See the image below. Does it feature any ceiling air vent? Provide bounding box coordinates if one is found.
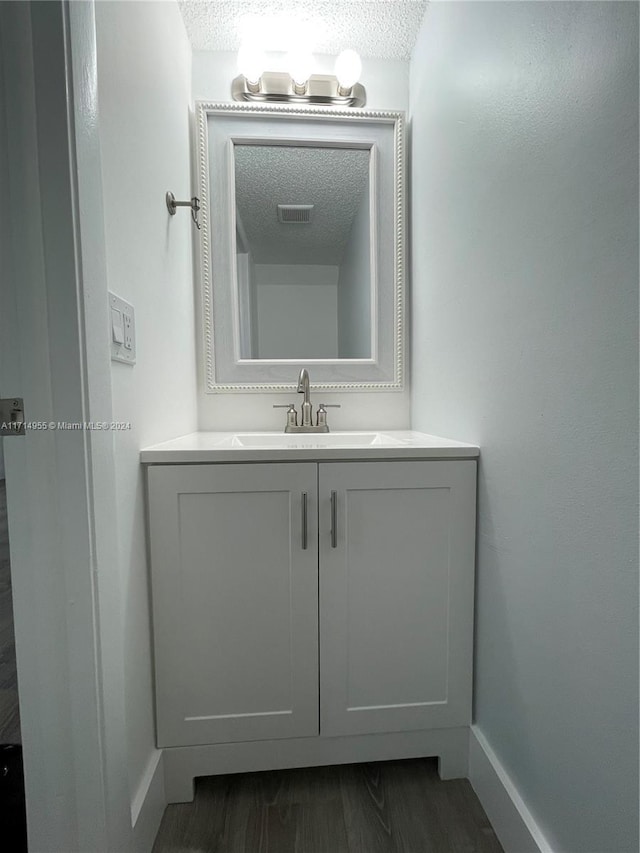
[277,204,314,224]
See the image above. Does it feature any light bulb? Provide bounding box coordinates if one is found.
[237,43,265,88]
[335,49,362,94]
[287,50,313,94]
[288,51,313,86]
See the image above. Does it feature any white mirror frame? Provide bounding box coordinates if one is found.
[196,101,405,393]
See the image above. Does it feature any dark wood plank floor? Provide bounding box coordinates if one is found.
[153,758,504,853]
[0,479,20,744]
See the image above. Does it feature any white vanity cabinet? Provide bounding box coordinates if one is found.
[147,463,319,747]
[318,461,476,738]
[146,450,477,800]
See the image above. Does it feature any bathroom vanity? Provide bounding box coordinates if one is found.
[142,431,479,802]
[140,103,482,804]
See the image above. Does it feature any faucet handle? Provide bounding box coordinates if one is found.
[316,403,340,429]
[273,403,298,430]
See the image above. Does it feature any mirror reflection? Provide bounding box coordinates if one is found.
[234,144,372,360]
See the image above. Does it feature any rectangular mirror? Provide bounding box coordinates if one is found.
[196,103,405,392]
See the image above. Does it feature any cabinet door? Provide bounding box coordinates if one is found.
[148,463,318,747]
[319,460,476,737]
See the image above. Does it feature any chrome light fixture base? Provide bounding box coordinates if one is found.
[231,72,366,108]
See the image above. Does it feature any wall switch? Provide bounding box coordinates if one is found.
[111,307,125,344]
[109,292,136,365]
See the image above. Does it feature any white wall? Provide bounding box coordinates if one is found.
[338,182,371,358]
[193,51,410,431]
[95,0,197,813]
[410,2,638,851]
[254,264,338,358]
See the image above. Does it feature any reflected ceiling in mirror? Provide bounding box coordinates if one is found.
[234,145,369,265]
[233,144,372,360]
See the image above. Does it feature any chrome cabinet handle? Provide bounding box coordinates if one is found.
[330,490,337,548]
[301,492,308,550]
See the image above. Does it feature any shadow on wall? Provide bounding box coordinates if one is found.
[472,459,539,788]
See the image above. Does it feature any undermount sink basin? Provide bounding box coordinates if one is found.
[228,432,406,448]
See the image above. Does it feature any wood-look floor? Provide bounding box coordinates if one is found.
[0,479,20,744]
[153,758,504,853]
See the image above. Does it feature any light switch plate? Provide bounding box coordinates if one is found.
[109,292,136,365]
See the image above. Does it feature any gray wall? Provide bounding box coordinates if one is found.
[254,264,339,358]
[338,181,371,358]
[410,2,638,851]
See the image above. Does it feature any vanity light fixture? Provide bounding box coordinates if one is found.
[232,46,366,107]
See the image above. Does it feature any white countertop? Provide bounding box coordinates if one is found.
[140,431,480,463]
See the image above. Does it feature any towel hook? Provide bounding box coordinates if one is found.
[166,191,201,230]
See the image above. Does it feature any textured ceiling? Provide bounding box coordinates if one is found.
[234,145,370,266]
[178,1,429,59]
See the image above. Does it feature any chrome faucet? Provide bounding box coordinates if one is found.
[273,368,340,433]
[297,368,312,427]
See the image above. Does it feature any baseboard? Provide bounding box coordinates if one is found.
[130,728,553,852]
[131,750,166,853]
[468,726,553,853]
